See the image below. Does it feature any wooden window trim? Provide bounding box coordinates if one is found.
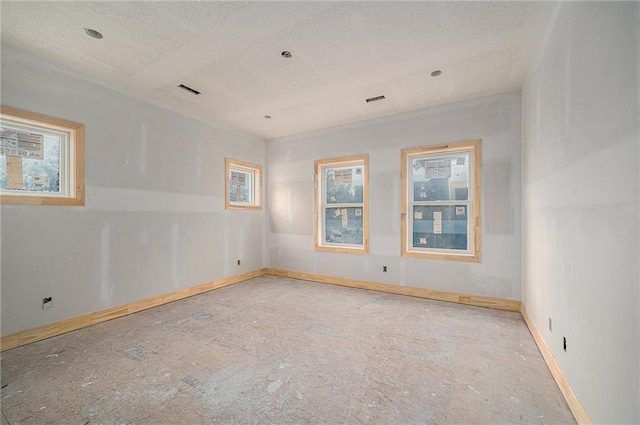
[314,154,369,255]
[401,139,481,262]
[0,106,85,206]
[225,158,262,210]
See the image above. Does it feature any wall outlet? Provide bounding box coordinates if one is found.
[383,266,387,272]
[563,336,567,352]
[42,297,53,309]
[549,317,552,332]
[237,259,241,266]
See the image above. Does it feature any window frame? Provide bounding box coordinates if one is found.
[225,158,262,210]
[401,140,481,262]
[314,154,369,255]
[0,106,85,206]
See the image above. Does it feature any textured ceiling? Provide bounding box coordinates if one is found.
[0,1,557,140]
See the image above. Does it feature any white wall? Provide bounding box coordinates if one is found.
[0,48,267,336]
[522,2,639,424]
[6,6,637,421]
[267,92,522,300]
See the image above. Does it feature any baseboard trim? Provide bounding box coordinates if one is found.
[1,268,589,425]
[0,268,269,352]
[520,305,591,425]
[266,268,521,312]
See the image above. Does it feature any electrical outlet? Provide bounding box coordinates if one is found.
[42,297,52,309]
[237,259,241,266]
[549,317,552,332]
[563,336,567,352]
[383,266,387,272]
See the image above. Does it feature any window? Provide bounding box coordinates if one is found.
[314,154,368,254]
[0,106,84,206]
[225,158,262,210]
[401,140,481,262]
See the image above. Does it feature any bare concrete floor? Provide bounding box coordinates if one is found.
[1,276,575,424]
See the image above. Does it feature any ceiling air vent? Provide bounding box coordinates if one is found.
[177,84,201,96]
[365,95,385,103]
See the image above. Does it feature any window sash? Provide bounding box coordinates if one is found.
[408,201,472,255]
[229,167,254,205]
[1,121,72,198]
[321,204,364,247]
[315,155,368,253]
[402,141,480,261]
[225,158,262,210]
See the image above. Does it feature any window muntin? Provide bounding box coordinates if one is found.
[225,158,262,210]
[402,140,480,262]
[315,155,368,254]
[0,106,84,206]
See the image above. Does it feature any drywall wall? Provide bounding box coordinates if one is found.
[0,47,266,336]
[267,91,522,300]
[522,2,639,423]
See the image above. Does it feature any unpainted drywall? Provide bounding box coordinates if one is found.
[267,92,522,300]
[522,2,639,423]
[0,47,266,336]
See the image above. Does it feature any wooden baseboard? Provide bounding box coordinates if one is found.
[1,267,589,425]
[520,305,591,425]
[266,268,521,312]
[0,267,520,351]
[0,268,269,352]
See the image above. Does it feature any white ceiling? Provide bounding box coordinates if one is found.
[0,1,557,140]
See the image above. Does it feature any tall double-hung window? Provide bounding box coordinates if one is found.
[401,140,481,262]
[314,154,368,254]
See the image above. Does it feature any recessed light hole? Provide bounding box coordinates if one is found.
[281,51,292,59]
[431,70,442,77]
[84,28,103,39]
[264,115,272,119]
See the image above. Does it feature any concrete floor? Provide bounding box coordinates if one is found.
[1,276,575,424]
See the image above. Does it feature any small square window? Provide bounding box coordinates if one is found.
[0,106,84,206]
[225,158,262,210]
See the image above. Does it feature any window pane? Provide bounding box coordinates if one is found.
[229,169,252,204]
[324,164,364,204]
[411,153,470,201]
[1,132,62,193]
[412,205,468,250]
[324,207,364,245]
